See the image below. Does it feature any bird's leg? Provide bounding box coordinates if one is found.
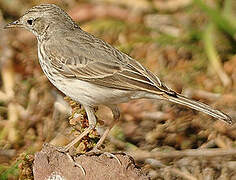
[87,105,122,165]
[56,105,97,175]
[58,105,97,152]
[92,105,120,151]
[92,121,116,151]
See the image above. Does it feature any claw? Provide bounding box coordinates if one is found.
[103,152,122,165]
[54,146,86,175]
[66,153,86,175]
[55,146,68,153]
[85,148,122,165]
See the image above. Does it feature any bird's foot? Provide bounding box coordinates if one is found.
[54,146,86,175]
[65,153,86,175]
[55,146,68,153]
[85,147,122,165]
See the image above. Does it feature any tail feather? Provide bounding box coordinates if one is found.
[163,93,233,124]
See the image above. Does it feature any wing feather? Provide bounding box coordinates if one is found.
[43,32,174,95]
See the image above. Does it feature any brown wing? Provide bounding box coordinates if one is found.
[43,30,176,95]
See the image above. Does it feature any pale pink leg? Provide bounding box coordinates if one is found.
[58,105,97,152]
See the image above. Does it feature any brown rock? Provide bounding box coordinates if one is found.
[33,144,149,180]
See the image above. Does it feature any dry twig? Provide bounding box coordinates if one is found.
[128,148,236,161]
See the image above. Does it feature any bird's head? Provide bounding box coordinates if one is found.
[4,4,77,37]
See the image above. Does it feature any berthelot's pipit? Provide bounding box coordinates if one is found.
[4,4,233,153]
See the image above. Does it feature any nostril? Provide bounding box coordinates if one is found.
[4,20,20,29]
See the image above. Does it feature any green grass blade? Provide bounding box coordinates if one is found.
[194,0,236,38]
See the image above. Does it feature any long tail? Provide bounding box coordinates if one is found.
[162,93,233,124]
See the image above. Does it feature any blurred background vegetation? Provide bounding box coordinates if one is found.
[0,0,236,179]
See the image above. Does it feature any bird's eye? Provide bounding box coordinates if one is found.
[27,19,33,25]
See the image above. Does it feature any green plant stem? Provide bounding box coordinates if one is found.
[203,24,231,87]
[194,0,236,38]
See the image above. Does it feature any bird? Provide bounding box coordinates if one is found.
[4,4,233,153]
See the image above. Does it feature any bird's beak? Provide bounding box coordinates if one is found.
[4,20,23,29]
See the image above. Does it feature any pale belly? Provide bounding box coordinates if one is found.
[54,78,134,106]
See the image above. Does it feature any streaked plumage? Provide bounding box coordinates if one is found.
[4,4,233,152]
